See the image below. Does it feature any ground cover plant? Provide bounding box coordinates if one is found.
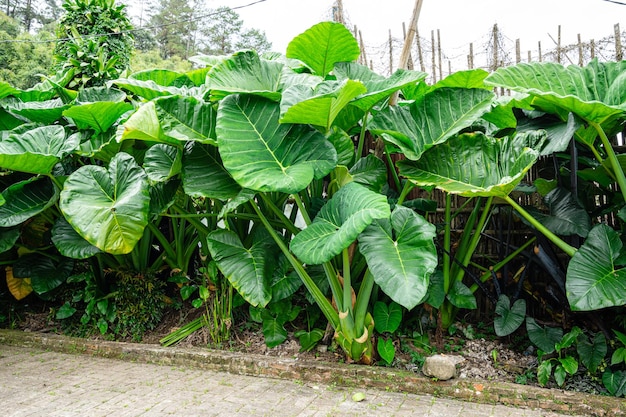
[1,6,626,397]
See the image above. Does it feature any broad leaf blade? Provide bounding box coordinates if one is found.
[290,182,390,265]
[493,295,526,337]
[525,187,591,237]
[51,217,101,259]
[369,88,494,160]
[0,177,58,227]
[286,22,360,77]
[359,206,437,310]
[60,153,150,254]
[182,143,241,200]
[216,94,336,193]
[399,132,539,198]
[207,229,273,308]
[566,224,626,311]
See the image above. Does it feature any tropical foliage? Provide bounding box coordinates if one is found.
[1,13,626,395]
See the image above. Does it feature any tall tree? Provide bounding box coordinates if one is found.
[148,0,197,59]
[198,6,271,55]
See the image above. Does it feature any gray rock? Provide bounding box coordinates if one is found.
[421,354,464,380]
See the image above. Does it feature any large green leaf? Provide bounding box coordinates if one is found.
[290,182,390,265]
[526,317,562,354]
[0,125,77,174]
[334,63,428,111]
[216,94,336,193]
[0,177,58,227]
[369,88,494,160]
[525,187,591,237]
[2,97,70,124]
[130,69,194,87]
[207,229,274,307]
[359,206,437,310]
[280,79,366,131]
[181,143,241,200]
[0,81,20,99]
[143,144,182,183]
[398,132,539,198]
[60,152,150,255]
[0,227,20,253]
[286,21,360,78]
[206,50,283,101]
[13,254,73,294]
[63,88,132,133]
[566,224,626,311]
[484,60,626,125]
[335,154,388,192]
[121,96,217,146]
[51,217,101,259]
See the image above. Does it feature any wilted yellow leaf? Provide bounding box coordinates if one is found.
[6,267,32,300]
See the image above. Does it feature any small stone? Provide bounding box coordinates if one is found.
[421,354,459,380]
[352,392,366,402]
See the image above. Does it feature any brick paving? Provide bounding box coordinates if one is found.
[0,344,576,417]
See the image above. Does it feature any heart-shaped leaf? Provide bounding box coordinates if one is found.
[143,144,182,183]
[294,328,324,352]
[359,206,437,310]
[216,94,336,193]
[60,152,150,254]
[207,229,275,307]
[286,22,360,77]
[373,301,403,334]
[524,187,591,237]
[290,182,390,265]
[5,267,32,300]
[566,224,626,311]
[577,332,607,373]
[377,337,396,365]
[526,317,562,354]
[493,295,526,337]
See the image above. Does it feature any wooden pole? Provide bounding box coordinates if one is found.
[416,28,425,72]
[577,33,583,66]
[358,29,368,66]
[538,41,542,62]
[515,39,521,63]
[333,0,344,24]
[528,50,531,62]
[615,23,623,61]
[437,29,443,80]
[431,30,436,83]
[468,43,474,69]
[492,24,499,71]
[591,39,595,59]
[402,22,414,70]
[557,25,562,64]
[389,29,394,74]
[397,0,423,70]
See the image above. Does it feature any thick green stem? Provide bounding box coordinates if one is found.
[251,201,339,329]
[258,194,301,236]
[353,270,374,335]
[385,146,402,192]
[397,180,415,206]
[592,121,626,202]
[355,112,369,163]
[292,193,312,225]
[443,193,452,294]
[342,248,353,316]
[453,197,494,285]
[504,195,576,257]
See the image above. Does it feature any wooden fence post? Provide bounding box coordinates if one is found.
[615,23,623,61]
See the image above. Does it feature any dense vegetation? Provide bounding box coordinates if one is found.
[1,0,626,398]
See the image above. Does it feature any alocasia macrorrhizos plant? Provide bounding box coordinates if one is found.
[485,60,626,312]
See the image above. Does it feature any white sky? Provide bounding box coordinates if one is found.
[230,0,623,70]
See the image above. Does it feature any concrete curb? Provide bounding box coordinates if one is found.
[1,329,623,417]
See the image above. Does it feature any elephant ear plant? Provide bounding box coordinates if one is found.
[485,59,626,312]
[196,21,437,363]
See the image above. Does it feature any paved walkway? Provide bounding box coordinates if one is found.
[0,344,576,417]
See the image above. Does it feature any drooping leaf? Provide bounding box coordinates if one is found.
[286,21,360,78]
[13,255,73,294]
[216,94,336,193]
[524,187,591,237]
[369,87,494,161]
[181,143,241,200]
[290,182,390,265]
[121,96,217,146]
[373,301,403,334]
[566,224,626,311]
[143,144,182,183]
[0,81,20,99]
[359,206,437,310]
[294,328,324,352]
[262,316,288,348]
[327,127,354,166]
[399,132,539,198]
[271,255,302,301]
[207,229,274,308]
[516,112,580,156]
[485,60,626,127]
[63,88,132,133]
[112,78,188,100]
[60,152,150,254]
[335,154,388,192]
[0,177,58,227]
[149,179,180,218]
[51,217,101,259]
[526,317,563,354]
[493,295,526,337]
[333,63,427,111]
[280,79,366,131]
[2,97,70,124]
[5,267,32,300]
[206,50,283,101]
[0,125,78,174]
[603,370,626,397]
[130,69,194,87]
